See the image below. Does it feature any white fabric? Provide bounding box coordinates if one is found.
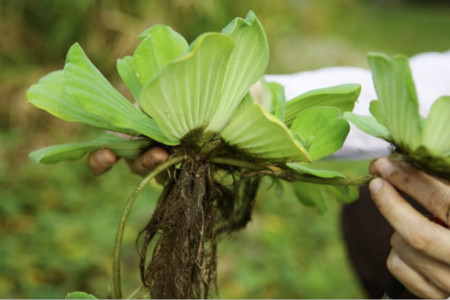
[265,50,450,159]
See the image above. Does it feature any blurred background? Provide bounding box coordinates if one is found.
[0,0,449,298]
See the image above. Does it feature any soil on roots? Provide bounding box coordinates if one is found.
[138,159,217,299]
[137,155,261,299]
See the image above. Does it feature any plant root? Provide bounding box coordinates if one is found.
[137,158,261,299]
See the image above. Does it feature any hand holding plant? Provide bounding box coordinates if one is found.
[369,157,450,298]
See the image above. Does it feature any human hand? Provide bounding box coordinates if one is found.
[369,157,450,299]
[88,146,170,177]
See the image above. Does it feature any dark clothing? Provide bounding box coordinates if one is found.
[341,186,419,299]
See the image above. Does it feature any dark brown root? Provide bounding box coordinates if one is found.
[137,158,261,299]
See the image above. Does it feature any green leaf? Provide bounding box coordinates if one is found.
[286,162,347,178]
[368,53,422,151]
[221,104,310,162]
[63,43,174,145]
[208,11,269,131]
[117,56,141,100]
[133,25,188,86]
[27,70,114,129]
[291,181,359,213]
[344,112,391,141]
[264,81,286,121]
[292,181,328,213]
[422,96,450,154]
[29,133,152,164]
[139,33,235,142]
[290,107,350,160]
[232,92,255,118]
[369,100,385,125]
[284,83,361,126]
[65,291,97,299]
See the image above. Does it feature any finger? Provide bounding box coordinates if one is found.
[130,147,170,177]
[391,232,450,293]
[387,249,448,299]
[370,177,450,262]
[370,157,450,225]
[88,149,117,175]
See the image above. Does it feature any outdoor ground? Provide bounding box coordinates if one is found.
[0,0,449,298]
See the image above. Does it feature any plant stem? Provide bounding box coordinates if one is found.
[256,169,374,185]
[112,155,187,299]
[210,157,266,170]
[212,156,374,186]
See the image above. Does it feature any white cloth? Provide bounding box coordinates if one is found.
[265,50,450,159]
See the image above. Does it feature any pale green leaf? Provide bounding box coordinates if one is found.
[286,162,347,178]
[29,133,151,164]
[139,33,235,141]
[133,25,188,86]
[117,56,141,100]
[27,70,114,129]
[290,107,350,160]
[369,100,385,125]
[265,81,286,121]
[368,53,422,150]
[422,96,450,154]
[232,92,255,118]
[65,291,97,299]
[284,83,361,126]
[221,104,310,162]
[344,112,391,141]
[208,11,269,132]
[63,43,174,144]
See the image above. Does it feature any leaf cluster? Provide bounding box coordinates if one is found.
[345,53,450,180]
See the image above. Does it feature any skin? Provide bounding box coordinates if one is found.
[88,146,170,177]
[369,157,450,299]
[90,150,450,298]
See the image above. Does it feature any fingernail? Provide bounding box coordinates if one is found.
[369,177,383,195]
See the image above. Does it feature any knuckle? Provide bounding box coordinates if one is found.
[386,251,402,275]
[428,187,450,212]
[406,222,432,252]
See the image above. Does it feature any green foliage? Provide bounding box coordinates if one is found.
[345,53,450,179]
[2,1,449,298]
[65,291,97,299]
[27,11,358,187]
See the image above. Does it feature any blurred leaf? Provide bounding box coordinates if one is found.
[284,84,360,126]
[65,291,97,299]
[29,133,151,164]
[222,104,310,162]
[264,81,286,121]
[344,112,391,141]
[286,162,346,179]
[291,181,358,213]
[422,96,450,154]
[290,107,350,160]
[368,53,422,151]
[369,100,384,125]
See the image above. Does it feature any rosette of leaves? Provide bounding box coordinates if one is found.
[345,53,450,181]
[27,12,366,299]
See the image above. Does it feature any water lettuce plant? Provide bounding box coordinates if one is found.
[345,53,450,181]
[27,12,367,299]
